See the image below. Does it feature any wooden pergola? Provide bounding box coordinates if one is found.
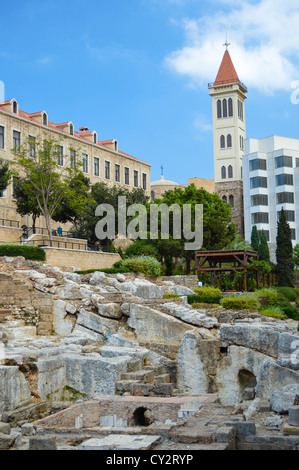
[195,249,259,292]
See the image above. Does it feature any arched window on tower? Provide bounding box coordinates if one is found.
[217,100,222,119]
[228,165,233,178]
[223,99,227,118]
[227,134,232,148]
[222,195,227,203]
[229,195,235,207]
[220,135,225,149]
[228,98,233,117]
[221,166,226,179]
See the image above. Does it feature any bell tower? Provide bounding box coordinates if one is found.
[209,44,247,235]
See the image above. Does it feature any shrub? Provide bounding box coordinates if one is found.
[163,293,179,300]
[277,301,299,320]
[296,297,299,308]
[194,286,221,297]
[259,306,287,320]
[192,303,221,309]
[276,287,297,302]
[221,293,259,311]
[254,288,282,306]
[113,260,125,269]
[125,241,159,259]
[187,294,222,305]
[0,244,46,261]
[122,256,162,277]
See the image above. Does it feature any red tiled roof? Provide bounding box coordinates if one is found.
[214,50,239,86]
[0,99,13,105]
[0,100,150,165]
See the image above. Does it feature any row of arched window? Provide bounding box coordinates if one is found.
[217,98,233,119]
[222,195,235,207]
[221,165,233,179]
[220,134,232,149]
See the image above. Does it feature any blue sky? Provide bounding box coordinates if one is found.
[1,0,299,184]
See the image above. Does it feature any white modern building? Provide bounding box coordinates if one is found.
[243,135,299,260]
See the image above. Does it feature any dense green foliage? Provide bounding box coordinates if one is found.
[0,244,46,261]
[71,182,149,249]
[125,240,159,259]
[276,287,297,302]
[149,184,235,274]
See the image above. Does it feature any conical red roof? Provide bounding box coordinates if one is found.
[214,50,239,86]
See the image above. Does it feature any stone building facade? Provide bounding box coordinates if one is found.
[0,98,151,238]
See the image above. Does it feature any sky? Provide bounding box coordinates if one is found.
[1,0,299,184]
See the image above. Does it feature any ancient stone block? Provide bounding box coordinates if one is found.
[29,436,57,451]
[289,406,299,427]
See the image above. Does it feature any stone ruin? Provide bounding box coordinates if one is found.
[0,256,299,450]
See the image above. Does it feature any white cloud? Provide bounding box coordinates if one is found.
[36,56,52,65]
[193,115,213,132]
[165,0,299,94]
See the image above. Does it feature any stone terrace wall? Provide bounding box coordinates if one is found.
[43,247,120,271]
[158,275,198,290]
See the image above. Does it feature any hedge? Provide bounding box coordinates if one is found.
[0,244,46,261]
[192,303,221,309]
[163,293,179,300]
[220,294,259,311]
[187,294,222,305]
[193,286,222,297]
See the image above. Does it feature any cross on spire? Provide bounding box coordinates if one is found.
[161,165,164,177]
[223,36,230,50]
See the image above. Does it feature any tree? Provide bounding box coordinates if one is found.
[165,255,173,276]
[258,230,270,263]
[0,159,11,194]
[71,182,149,249]
[147,184,236,274]
[52,172,93,225]
[251,225,259,252]
[276,208,294,287]
[13,178,42,234]
[12,137,92,245]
